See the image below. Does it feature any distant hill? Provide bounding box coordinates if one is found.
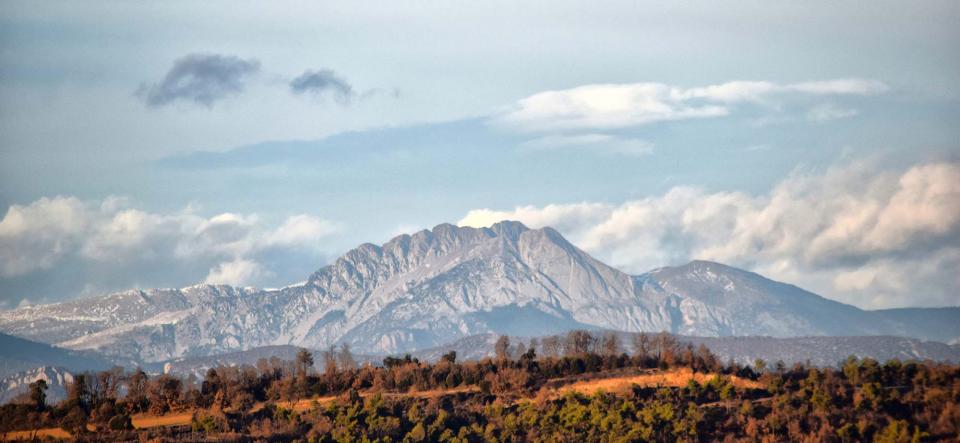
[685,335,960,367]
[409,332,960,367]
[871,307,960,344]
[0,332,115,379]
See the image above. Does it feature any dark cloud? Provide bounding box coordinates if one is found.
[289,69,354,103]
[137,54,260,108]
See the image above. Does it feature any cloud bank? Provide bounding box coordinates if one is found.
[0,197,337,302]
[460,160,960,309]
[495,79,888,132]
[137,54,261,108]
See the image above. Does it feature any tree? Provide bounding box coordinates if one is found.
[66,373,91,409]
[651,332,677,365]
[202,368,224,409]
[148,374,182,414]
[108,414,133,431]
[28,379,47,411]
[61,405,89,435]
[296,349,315,379]
[495,335,511,361]
[441,350,457,364]
[602,332,620,356]
[633,333,650,359]
[542,336,562,359]
[323,346,338,375]
[513,339,527,360]
[565,330,595,356]
[339,343,358,371]
[93,366,123,403]
[126,368,149,413]
[753,358,767,373]
[407,422,427,442]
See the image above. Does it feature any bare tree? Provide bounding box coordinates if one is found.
[565,330,595,356]
[323,345,339,375]
[653,331,678,365]
[338,343,358,370]
[513,339,527,360]
[494,335,511,361]
[602,332,620,356]
[541,336,562,359]
[632,333,650,359]
[126,368,149,413]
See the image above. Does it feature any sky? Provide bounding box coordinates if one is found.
[1,0,958,310]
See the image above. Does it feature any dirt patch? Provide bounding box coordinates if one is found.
[2,427,72,441]
[131,411,193,429]
[555,368,762,396]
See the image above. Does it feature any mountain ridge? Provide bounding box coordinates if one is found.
[0,221,956,363]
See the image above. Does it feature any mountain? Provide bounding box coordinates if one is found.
[0,366,73,405]
[647,260,887,337]
[0,221,956,363]
[0,332,115,379]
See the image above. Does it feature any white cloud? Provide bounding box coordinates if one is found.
[459,160,960,309]
[786,79,889,95]
[806,103,859,122]
[519,133,653,156]
[263,215,339,248]
[460,202,613,236]
[0,196,89,277]
[496,83,728,132]
[204,259,265,286]
[495,78,888,132]
[676,81,779,103]
[0,197,338,286]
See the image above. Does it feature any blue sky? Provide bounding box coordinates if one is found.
[1,1,958,309]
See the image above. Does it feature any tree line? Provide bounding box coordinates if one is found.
[0,330,957,442]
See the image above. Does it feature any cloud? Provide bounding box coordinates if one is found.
[204,259,265,286]
[496,83,728,132]
[494,79,888,132]
[519,133,653,156]
[459,160,960,309]
[0,196,88,277]
[137,54,261,108]
[264,214,339,247]
[290,69,354,103]
[786,79,889,95]
[806,103,859,122]
[0,197,337,290]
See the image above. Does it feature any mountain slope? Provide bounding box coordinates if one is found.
[0,221,956,362]
[0,332,115,379]
[645,261,887,337]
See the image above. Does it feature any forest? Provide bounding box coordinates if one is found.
[1,331,957,442]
